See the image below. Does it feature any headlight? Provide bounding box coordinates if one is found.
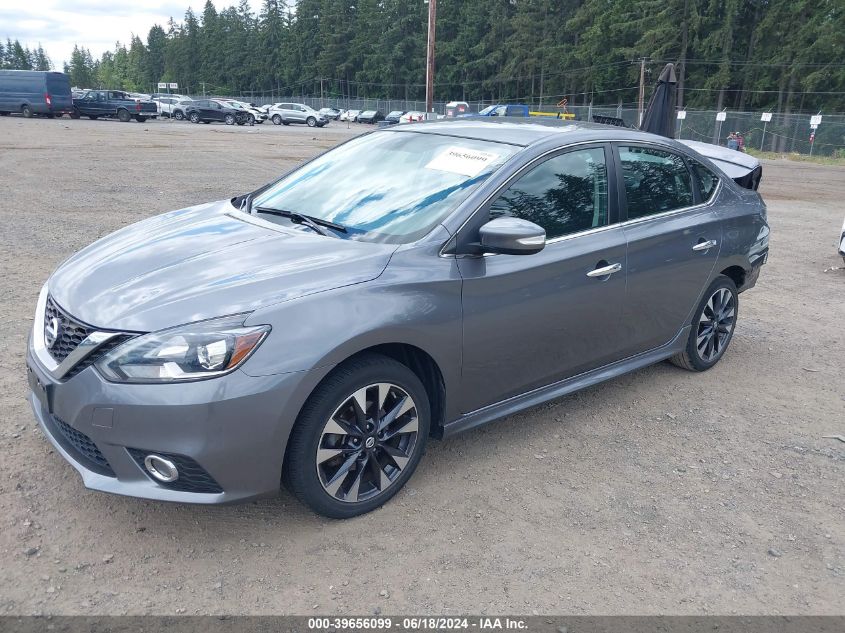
[96,315,270,383]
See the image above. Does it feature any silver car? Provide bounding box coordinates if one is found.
[26,120,769,518]
[267,102,328,127]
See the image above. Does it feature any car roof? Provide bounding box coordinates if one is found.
[387,117,693,150]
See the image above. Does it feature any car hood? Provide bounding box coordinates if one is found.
[48,200,396,332]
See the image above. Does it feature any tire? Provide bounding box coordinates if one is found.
[670,275,739,372]
[189,112,200,124]
[272,114,281,125]
[306,116,316,127]
[236,120,245,126]
[117,109,131,123]
[21,104,33,118]
[224,114,235,125]
[174,110,184,121]
[284,353,430,518]
[135,116,147,122]
[247,114,255,125]
[0,111,9,116]
[282,120,290,126]
[70,109,80,119]
[88,115,99,120]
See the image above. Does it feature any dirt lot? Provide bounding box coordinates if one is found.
[0,116,842,616]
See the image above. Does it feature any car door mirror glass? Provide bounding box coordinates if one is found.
[478,217,546,255]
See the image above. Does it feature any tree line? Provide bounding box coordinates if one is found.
[24,0,845,113]
[0,39,53,72]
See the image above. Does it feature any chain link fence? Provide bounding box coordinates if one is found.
[192,93,845,157]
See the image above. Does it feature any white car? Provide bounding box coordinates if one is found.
[399,111,426,123]
[155,96,193,119]
[222,100,267,124]
[340,109,361,122]
[839,217,845,264]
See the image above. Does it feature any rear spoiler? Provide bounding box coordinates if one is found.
[678,140,762,191]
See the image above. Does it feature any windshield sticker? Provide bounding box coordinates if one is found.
[425,146,500,177]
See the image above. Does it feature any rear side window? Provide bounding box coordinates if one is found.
[489,147,609,239]
[689,160,719,202]
[619,146,693,219]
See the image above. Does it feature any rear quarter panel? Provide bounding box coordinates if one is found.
[713,182,769,291]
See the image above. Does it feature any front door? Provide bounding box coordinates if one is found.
[457,145,628,413]
[615,144,723,356]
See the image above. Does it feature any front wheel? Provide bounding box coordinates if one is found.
[670,275,738,372]
[189,112,200,124]
[284,354,430,518]
[224,114,235,125]
[306,116,316,127]
[135,115,147,122]
[272,114,281,125]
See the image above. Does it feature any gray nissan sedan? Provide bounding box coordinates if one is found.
[26,120,769,518]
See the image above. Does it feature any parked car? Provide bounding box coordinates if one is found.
[70,90,158,122]
[267,102,328,127]
[384,110,406,124]
[185,99,248,125]
[319,107,342,120]
[25,120,768,519]
[340,109,361,122]
[444,100,470,117]
[467,104,530,118]
[0,70,74,118]
[166,98,194,121]
[154,95,193,118]
[839,217,845,264]
[399,111,426,123]
[222,100,268,124]
[357,110,385,124]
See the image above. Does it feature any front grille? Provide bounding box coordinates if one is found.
[62,334,134,379]
[50,416,115,477]
[44,296,94,363]
[126,448,223,494]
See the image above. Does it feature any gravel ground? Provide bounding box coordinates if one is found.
[0,116,842,616]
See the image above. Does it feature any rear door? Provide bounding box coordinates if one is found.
[615,143,723,356]
[457,144,628,412]
[45,73,72,112]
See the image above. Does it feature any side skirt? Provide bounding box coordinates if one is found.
[442,325,691,438]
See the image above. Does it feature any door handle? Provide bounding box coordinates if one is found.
[692,239,718,252]
[587,263,623,278]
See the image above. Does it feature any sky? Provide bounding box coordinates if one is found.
[0,0,260,68]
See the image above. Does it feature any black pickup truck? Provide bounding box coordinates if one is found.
[71,90,158,122]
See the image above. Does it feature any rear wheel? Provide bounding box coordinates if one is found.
[21,104,33,118]
[670,275,738,372]
[189,112,200,124]
[224,114,235,125]
[174,110,184,121]
[70,108,80,119]
[117,109,131,123]
[87,115,99,120]
[284,354,430,518]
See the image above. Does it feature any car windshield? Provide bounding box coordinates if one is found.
[250,131,516,244]
[478,105,496,115]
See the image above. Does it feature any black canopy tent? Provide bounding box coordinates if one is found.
[641,62,678,138]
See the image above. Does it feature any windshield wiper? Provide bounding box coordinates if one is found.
[253,206,347,237]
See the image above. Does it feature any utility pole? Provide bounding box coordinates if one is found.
[637,58,646,127]
[425,0,437,116]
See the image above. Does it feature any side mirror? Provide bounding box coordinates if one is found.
[477,217,546,255]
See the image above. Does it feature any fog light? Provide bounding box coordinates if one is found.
[144,454,179,483]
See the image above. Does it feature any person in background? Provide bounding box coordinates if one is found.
[726,132,739,151]
[736,132,746,152]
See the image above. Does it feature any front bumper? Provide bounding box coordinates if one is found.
[26,339,327,504]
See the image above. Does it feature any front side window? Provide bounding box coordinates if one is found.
[252,131,517,244]
[488,147,609,240]
[619,146,693,219]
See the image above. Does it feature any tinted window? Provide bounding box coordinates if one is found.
[619,146,693,219]
[690,160,719,202]
[489,147,609,239]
